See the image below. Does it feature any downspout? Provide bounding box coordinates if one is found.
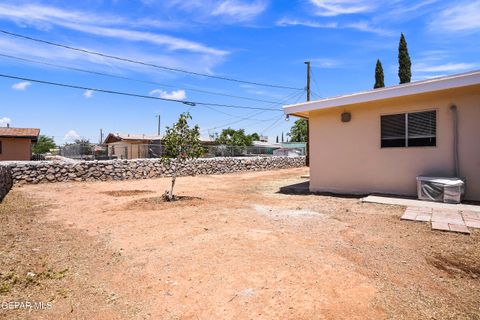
[450,104,459,177]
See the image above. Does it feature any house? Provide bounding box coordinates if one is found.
[104,132,219,159]
[0,126,40,161]
[104,133,162,159]
[284,70,480,201]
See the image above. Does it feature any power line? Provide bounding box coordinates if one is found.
[0,52,290,105]
[260,116,284,135]
[0,73,282,112]
[199,90,305,132]
[310,68,322,99]
[0,29,302,91]
[201,89,305,120]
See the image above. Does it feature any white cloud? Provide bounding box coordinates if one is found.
[310,58,342,68]
[0,3,227,56]
[276,18,338,28]
[276,18,390,35]
[84,90,94,98]
[149,89,187,100]
[64,130,80,142]
[309,0,375,16]
[414,62,478,74]
[0,117,11,127]
[11,81,31,90]
[60,23,228,56]
[429,1,480,32]
[212,0,267,22]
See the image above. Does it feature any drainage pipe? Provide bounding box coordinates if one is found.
[450,104,459,177]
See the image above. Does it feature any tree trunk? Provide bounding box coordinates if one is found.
[168,169,177,201]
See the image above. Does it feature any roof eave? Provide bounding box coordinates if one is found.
[283,70,480,115]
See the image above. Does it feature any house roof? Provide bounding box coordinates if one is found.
[0,127,40,141]
[284,70,480,118]
[104,133,163,144]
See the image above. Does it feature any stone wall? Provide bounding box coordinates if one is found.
[2,156,306,184]
[0,165,13,202]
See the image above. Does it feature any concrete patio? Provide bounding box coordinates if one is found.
[400,207,480,234]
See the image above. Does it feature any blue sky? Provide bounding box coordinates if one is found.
[0,0,479,144]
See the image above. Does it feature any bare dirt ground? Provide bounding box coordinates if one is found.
[1,167,479,319]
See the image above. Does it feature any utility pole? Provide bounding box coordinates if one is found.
[304,61,311,166]
[305,61,311,102]
[156,114,161,136]
[99,128,103,144]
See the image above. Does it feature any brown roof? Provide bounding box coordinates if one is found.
[0,127,40,141]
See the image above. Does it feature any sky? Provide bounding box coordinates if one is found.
[0,0,479,144]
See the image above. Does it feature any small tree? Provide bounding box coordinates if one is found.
[287,119,308,142]
[32,135,56,154]
[374,59,385,89]
[215,128,255,146]
[162,113,203,201]
[398,33,412,84]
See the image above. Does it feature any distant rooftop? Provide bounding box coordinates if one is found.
[0,127,40,141]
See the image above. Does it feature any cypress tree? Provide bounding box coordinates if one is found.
[374,59,385,89]
[398,33,412,84]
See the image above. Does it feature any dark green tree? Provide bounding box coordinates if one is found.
[276,136,279,143]
[32,135,56,154]
[162,112,204,201]
[398,33,412,84]
[287,119,308,142]
[251,132,260,141]
[374,59,385,89]
[215,128,255,146]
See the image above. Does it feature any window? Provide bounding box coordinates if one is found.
[381,110,436,148]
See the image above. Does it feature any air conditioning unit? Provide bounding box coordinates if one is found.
[416,176,465,204]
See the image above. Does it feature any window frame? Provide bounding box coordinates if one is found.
[380,109,437,149]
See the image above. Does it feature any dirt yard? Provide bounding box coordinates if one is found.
[1,168,479,319]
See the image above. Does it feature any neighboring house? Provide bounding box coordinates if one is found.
[284,70,480,201]
[104,133,162,159]
[0,126,40,161]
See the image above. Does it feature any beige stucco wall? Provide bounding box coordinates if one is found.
[0,138,33,161]
[308,85,480,201]
[107,142,149,159]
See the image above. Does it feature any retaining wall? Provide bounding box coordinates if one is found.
[2,156,306,185]
[0,165,13,202]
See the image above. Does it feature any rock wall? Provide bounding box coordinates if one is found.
[2,156,306,184]
[0,165,13,202]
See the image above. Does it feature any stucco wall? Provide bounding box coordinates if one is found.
[308,85,480,201]
[0,138,32,161]
[3,156,306,184]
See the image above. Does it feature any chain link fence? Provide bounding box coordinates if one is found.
[57,143,305,160]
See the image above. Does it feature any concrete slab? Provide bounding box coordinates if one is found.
[401,205,477,234]
[464,220,480,229]
[400,211,417,221]
[432,221,450,231]
[463,211,480,221]
[415,214,432,222]
[448,224,471,234]
[362,195,480,212]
